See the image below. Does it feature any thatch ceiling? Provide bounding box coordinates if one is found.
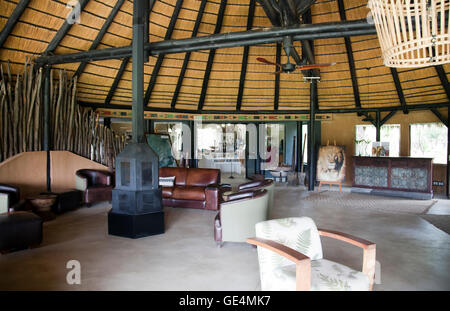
[0,0,449,112]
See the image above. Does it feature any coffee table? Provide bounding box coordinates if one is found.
[28,194,57,221]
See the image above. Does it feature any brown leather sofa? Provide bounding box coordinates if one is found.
[159,167,229,211]
[75,169,114,205]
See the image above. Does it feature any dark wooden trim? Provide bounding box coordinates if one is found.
[380,110,396,126]
[390,68,408,114]
[197,0,227,111]
[274,43,281,110]
[236,0,256,111]
[430,108,448,127]
[144,0,184,106]
[435,65,450,101]
[79,101,450,114]
[44,0,90,55]
[74,0,125,78]
[171,0,207,109]
[375,110,381,141]
[0,0,31,48]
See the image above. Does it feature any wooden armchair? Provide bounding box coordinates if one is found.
[247,217,376,291]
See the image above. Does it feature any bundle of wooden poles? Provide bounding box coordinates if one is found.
[0,58,126,168]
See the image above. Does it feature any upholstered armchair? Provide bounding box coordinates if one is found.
[214,189,268,247]
[237,179,274,218]
[0,184,25,214]
[75,169,114,205]
[247,217,376,291]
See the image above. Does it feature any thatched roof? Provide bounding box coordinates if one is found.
[0,0,448,113]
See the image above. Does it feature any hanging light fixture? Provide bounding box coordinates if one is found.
[368,0,449,67]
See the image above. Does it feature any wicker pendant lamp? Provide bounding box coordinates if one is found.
[368,0,449,67]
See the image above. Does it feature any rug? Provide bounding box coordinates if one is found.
[420,215,450,234]
[302,190,437,215]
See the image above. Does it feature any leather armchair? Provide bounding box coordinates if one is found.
[237,179,274,218]
[247,217,376,291]
[214,189,268,247]
[0,184,25,214]
[75,169,114,205]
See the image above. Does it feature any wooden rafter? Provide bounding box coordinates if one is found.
[171,0,207,110]
[236,0,256,111]
[390,68,408,114]
[44,0,90,55]
[144,0,184,106]
[0,0,30,48]
[74,0,125,78]
[197,0,227,111]
[337,0,361,110]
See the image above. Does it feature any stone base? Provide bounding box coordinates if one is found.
[108,210,164,239]
[351,187,433,200]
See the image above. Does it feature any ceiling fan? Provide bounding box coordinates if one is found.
[257,36,335,74]
[257,56,335,74]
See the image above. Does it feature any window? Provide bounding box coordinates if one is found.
[302,123,308,164]
[410,122,447,164]
[355,124,400,156]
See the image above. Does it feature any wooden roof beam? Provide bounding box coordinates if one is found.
[337,0,361,111]
[0,0,31,48]
[44,0,90,55]
[431,108,448,127]
[144,0,184,106]
[435,65,450,101]
[390,68,408,114]
[171,0,207,110]
[236,0,256,111]
[74,0,125,78]
[35,20,376,65]
[197,0,227,111]
[80,101,449,114]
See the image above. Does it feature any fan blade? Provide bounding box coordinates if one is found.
[257,57,281,67]
[297,62,336,71]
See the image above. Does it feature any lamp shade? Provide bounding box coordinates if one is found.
[368,0,449,67]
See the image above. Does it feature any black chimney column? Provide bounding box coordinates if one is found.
[108,0,164,239]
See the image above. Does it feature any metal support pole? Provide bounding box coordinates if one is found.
[308,81,317,191]
[376,111,381,141]
[131,0,146,144]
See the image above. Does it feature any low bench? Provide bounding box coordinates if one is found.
[0,211,43,254]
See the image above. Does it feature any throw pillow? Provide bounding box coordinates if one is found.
[159,176,175,187]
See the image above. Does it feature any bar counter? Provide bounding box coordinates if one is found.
[352,156,433,199]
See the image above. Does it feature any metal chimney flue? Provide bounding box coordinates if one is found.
[108,0,164,238]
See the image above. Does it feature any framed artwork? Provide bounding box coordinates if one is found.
[372,142,390,157]
[316,145,346,183]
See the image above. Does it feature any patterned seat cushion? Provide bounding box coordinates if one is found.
[268,259,370,291]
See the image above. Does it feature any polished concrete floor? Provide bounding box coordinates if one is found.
[0,184,449,291]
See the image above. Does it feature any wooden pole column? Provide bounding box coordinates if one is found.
[131,0,147,144]
[296,121,302,172]
[43,65,51,192]
[376,111,381,142]
[308,80,317,191]
[447,108,449,198]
